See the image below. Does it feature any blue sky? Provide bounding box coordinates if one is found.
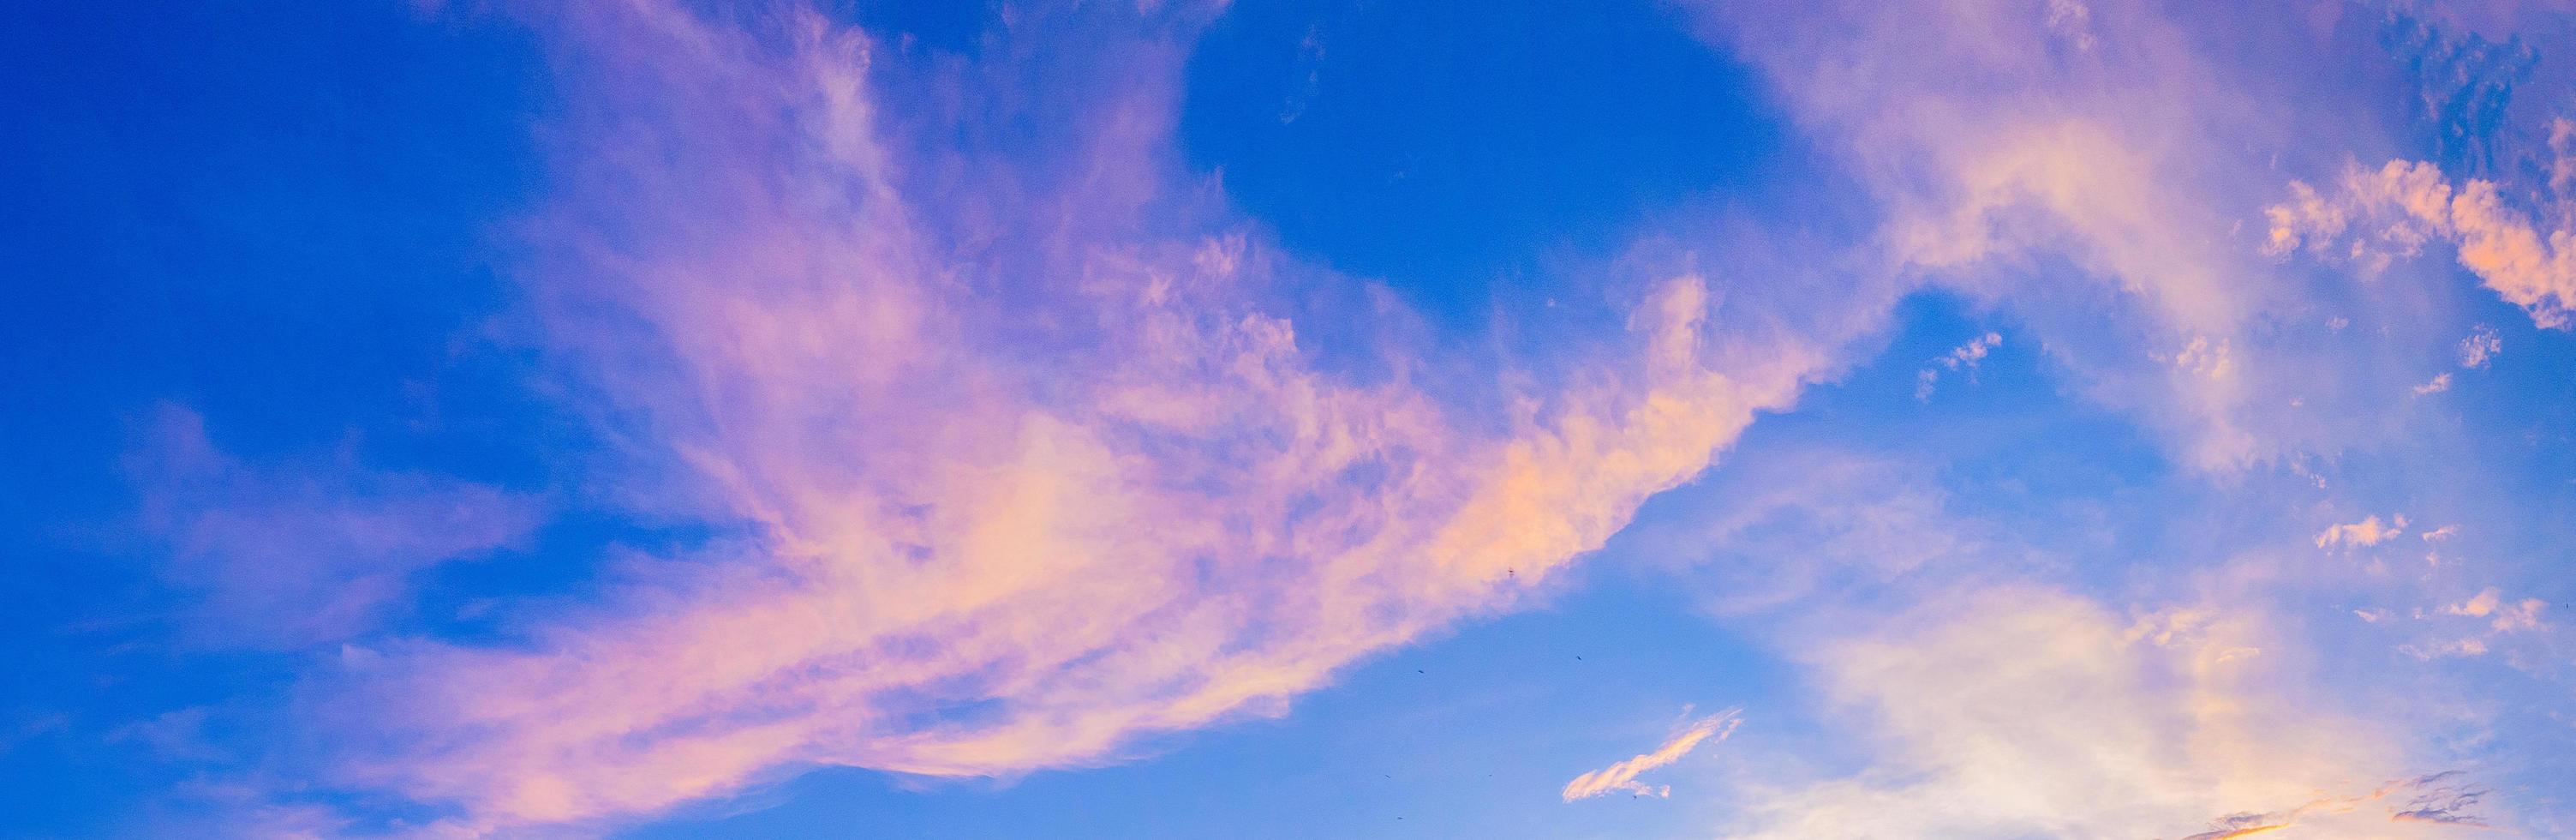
[4,0,2575,837]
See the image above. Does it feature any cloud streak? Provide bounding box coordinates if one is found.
[1561,708,1742,801]
[2179,771,2491,839]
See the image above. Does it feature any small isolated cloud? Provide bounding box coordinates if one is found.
[1916,331,2003,400]
[2458,326,2501,369]
[2420,525,2459,542]
[2315,514,2407,549]
[2412,373,2453,395]
[1561,708,1742,801]
[2171,335,2235,381]
[2442,588,2503,619]
[2443,587,2546,633]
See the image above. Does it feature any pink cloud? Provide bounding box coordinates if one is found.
[310,1,1862,831]
[2267,159,2576,330]
[2315,513,2408,550]
[129,405,541,645]
[1562,708,1742,801]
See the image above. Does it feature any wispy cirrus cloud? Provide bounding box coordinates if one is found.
[1685,0,2571,481]
[1560,708,1741,801]
[1679,0,2381,471]
[1718,585,2471,839]
[2393,774,2493,827]
[127,405,541,645]
[291,1,1885,831]
[81,1,2576,835]
[2179,771,2491,839]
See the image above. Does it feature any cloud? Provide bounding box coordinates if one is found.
[2179,772,2492,839]
[2442,587,2546,633]
[299,1,1876,831]
[2420,525,2460,542]
[106,707,226,764]
[1561,708,1742,801]
[127,405,542,645]
[2390,771,2492,827]
[2413,373,2454,395]
[1612,446,1997,617]
[1915,331,2002,400]
[2316,514,2409,549]
[1718,586,2442,838]
[128,0,2573,833]
[2457,326,2501,369]
[1678,0,2467,471]
[2400,638,2490,660]
[2266,159,2576,330]
[2380,579,2544,659]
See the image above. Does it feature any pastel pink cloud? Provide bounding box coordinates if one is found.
[129,405,541,645]
[1561,708,1742,801]
[314,1,1853,831]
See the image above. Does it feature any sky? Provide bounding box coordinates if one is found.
[3,0,2576,837]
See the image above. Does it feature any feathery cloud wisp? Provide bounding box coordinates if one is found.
[1561,709,1742,801]
[1719,586,2425,838]
[128,405,542,645]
